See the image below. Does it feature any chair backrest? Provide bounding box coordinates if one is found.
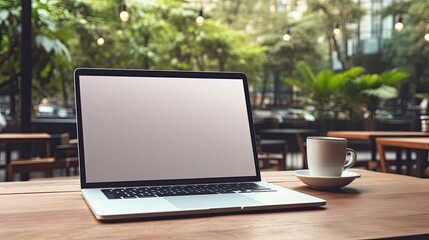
[55,144,78,160]
[295,133,307,168]
[50,133,77,160]
[49,133,70,156]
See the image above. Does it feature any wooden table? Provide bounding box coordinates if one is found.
[376,137,429,177]
[1,169,429,239]
[0,133,52,161]
[327,131,429,171]
[0,133,52,180]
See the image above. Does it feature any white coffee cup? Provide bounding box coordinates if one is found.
[306,137,357,177]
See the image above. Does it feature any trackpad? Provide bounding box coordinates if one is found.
[166,194,262,209]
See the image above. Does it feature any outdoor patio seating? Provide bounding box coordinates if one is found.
[6,133,78,181]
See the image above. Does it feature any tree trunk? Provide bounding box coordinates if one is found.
[218,58,225,71]
[196,54,205,71]
[143,35,150,69]
[260,69,268,107]
[332,36,346,70]
[273,71,280,106]
[60,66,68,108]
[10,75,16,118]
[340,1,351,69]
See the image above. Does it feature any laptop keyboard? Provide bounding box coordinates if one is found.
[101,183,275,199]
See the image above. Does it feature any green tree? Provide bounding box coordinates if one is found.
[0,0,266,117]
[306,0,365,70]
[381,0,429,95]
[260,18,327,107]
[0,0,80,115]
[198,20,265,83]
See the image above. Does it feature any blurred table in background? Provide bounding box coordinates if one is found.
[327,131,429,171]
[376,137,429,177]
[0,133,52,181]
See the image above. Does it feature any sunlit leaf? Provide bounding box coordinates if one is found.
[362,85,398,99]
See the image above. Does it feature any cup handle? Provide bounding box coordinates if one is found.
[344,148,357,170]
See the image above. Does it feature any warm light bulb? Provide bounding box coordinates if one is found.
[97,37,105,46]
[333,28,341,36]
[196,16,204,26]
[282,33,291,41]
[333,23,341,36]
[394,22,404,32]
[425,33,429,42]
[120,10,129,22]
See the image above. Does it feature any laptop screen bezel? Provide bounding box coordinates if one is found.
[74,68,262,189]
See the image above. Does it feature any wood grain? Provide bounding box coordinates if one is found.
[1,169,429,239]
[327,131,429,140]
[376,137,429,150]
[0,133,51,142]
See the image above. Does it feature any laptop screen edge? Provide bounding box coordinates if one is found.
[74,68,262,189]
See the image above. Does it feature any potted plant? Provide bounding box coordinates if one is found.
[348,69,408,130]
[285,61,363,132]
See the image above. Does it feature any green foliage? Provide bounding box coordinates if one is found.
[0,0,77,104]
[353,68,408,115]
[285,61,363,119]
[306,0,366,70]
[211,0,327,104]
[286,61,408,120]
[381,0,429,91]
[361,85,398,100]
[0,0,265,112]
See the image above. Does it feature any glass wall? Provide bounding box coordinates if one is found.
[0,0,428,126]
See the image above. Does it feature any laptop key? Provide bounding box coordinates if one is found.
[102,183,273,199]
[137,193,156,198]
[122,195,137,199]
[104,194,122,199]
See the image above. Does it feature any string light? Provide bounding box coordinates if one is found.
[97,35,105,46]
[196,8,204,27]
[119,0,129,22]
[333,23,341,36]
[282,28,291,41]
[394,16,404,32]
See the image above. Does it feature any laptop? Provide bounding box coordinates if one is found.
[74,68,325,221]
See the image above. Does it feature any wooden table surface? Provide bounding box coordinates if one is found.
[376,137,429,149]
[1,169,429,239]
[0,133,51,141]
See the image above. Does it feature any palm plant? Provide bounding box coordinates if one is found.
[286,61,408,131]
[354,69,408,122]
[285,61,363,121]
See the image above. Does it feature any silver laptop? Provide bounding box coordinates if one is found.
[74,68,325,221]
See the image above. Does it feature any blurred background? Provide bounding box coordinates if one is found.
[0,0,428,135]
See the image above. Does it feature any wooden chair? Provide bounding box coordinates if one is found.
[256,136,287,170]
[295,133,307,169]
[7,133,78,181]
[7,157,78,181]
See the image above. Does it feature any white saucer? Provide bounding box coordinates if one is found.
[293,170,361,189]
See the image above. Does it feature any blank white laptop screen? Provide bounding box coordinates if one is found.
[79,75,257,183]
